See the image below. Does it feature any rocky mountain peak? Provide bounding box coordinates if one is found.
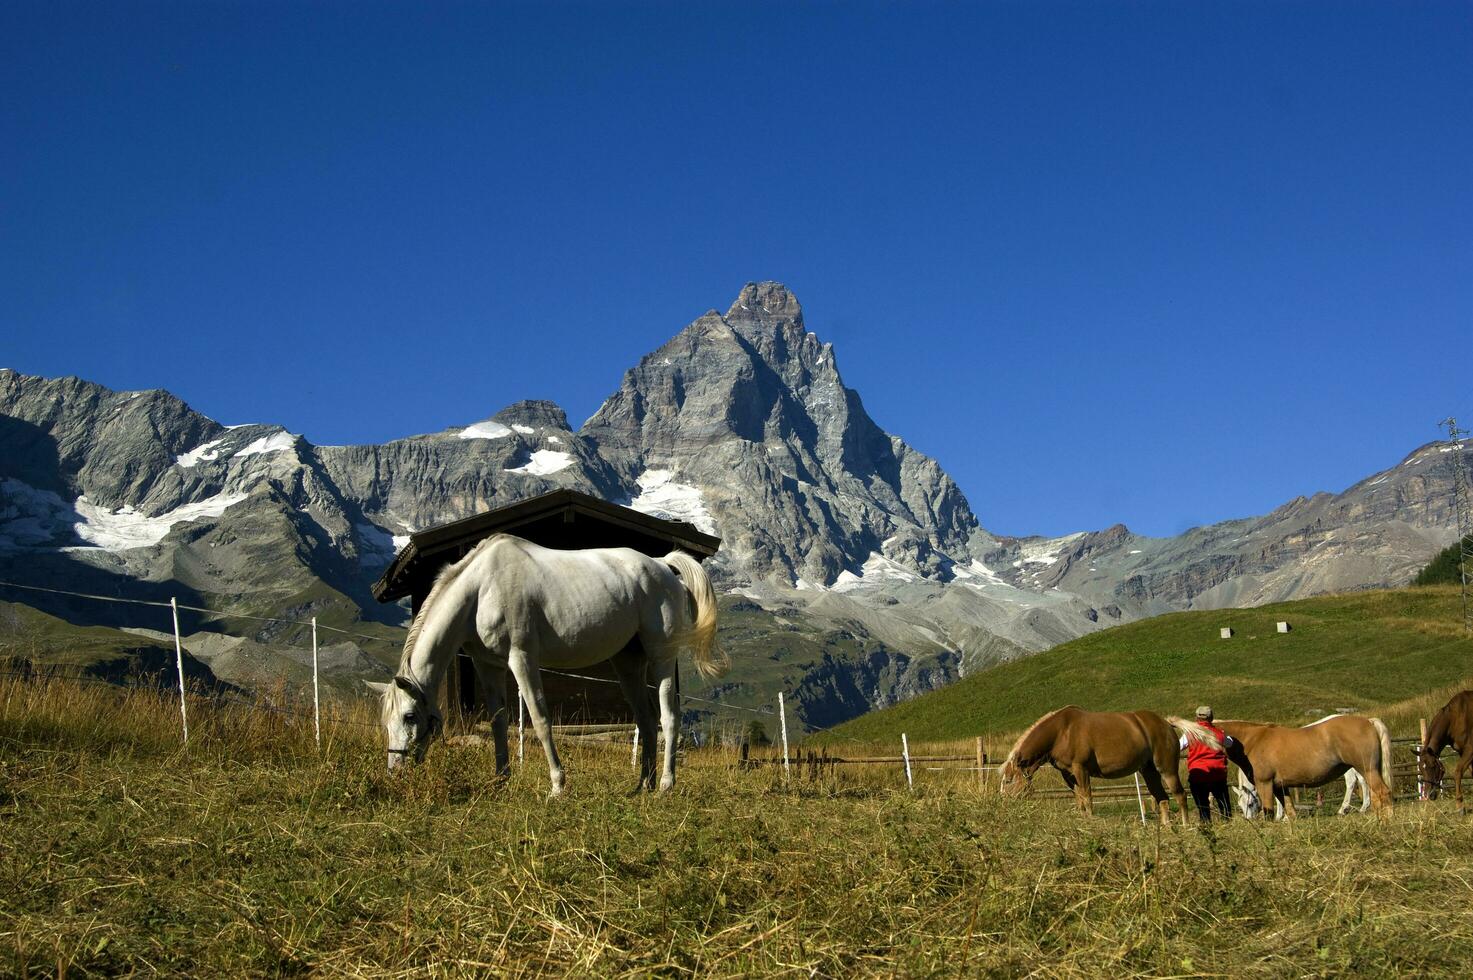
[493,400,571,432]
[577,283,983,585]
[726,281,803,327]
[722,282,820,375]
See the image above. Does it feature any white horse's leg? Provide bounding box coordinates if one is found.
[1338,769,1361,815]
[610,644,659,792]
[471,657,511,779]
[653,658,680,792]
[507,649,566,797]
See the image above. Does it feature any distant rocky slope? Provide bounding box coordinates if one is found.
[1,283,1466,727]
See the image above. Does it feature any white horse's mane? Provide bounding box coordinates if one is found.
[1303,713,1345,728]
[1005,706,1071,765]
[397,535,508,676]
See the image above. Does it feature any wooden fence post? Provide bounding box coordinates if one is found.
[976,737,985,794]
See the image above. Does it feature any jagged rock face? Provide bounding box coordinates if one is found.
[0,373,221,510]
[982,443,1467,614]
[314,401,621,540]
[583,282,988,584]
[2,287,1469,731]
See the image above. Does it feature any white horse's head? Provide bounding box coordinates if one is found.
[1232,782,1263,819]
[366,676,442,771]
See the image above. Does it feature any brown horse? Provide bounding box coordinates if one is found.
[1419,690,1473,811]
[999,706,1222,825]
[1221,715,1393,818]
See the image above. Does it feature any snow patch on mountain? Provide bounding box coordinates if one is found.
[627,470,716,534]
[0,479,73,549]
[950,558,1007,587]
[235,432,297,458]
[71,492,249,551]
[1016,533,1085,566]
[832,552,922,591]
[458,421,513,441]
[355,523,418,566]
[176,438,226,468]
[506,450,574,476]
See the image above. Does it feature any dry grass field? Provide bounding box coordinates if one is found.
[4,672,1473,977]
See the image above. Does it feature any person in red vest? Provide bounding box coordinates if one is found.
[1179,705,1236,822]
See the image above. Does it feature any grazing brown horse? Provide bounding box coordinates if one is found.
[1221,715,1393,818]
[999,706,1222,825]
[1418,691,1473,811]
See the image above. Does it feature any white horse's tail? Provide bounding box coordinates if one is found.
[1370,716,1393,797]
[662,551,729,680]
[1167,716,1223,753]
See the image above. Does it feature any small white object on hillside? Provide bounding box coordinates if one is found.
[506,450,573,476]
[176,439,226,468]
[458,421,513,440]
[235,431,297,457]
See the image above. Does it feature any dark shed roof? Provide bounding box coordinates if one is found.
[371,488,721,605]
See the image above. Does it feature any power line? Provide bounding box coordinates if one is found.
[0,579,401,645]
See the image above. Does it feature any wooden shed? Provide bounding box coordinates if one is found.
[371,489,721,725]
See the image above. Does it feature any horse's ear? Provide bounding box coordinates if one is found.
[393,675,425,703]
[364,680,390,695]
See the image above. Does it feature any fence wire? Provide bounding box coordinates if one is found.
[0,578,787,732]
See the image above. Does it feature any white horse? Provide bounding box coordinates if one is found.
[1231,713,1373,819]
[1234,767,1370,819]
[368,533,726,795]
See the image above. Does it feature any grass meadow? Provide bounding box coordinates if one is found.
[824,586,1473,743]
[4,672,1473,977]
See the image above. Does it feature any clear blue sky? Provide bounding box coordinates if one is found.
[3,2,1469,538]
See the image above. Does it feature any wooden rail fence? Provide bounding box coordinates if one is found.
[733,733,1450,810]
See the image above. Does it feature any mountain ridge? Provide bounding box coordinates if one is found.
[2,285,1466,728]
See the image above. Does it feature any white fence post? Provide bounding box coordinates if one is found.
[311,616,321,748]
[1419,717,1430,800]
[517,694,525,764]
[778,692,791,785]
[631,725,640,769]
[1134,773,1147,824]
[902,733,914,791]
[170,597,188,744]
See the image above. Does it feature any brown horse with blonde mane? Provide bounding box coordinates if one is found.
[1221,715,1393,818]
[1418,690,1473,811]
[999,706,1222,825]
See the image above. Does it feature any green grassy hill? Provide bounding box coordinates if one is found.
[820,585,1473,743]
[1,600,178,667]
[0,600,229,690]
